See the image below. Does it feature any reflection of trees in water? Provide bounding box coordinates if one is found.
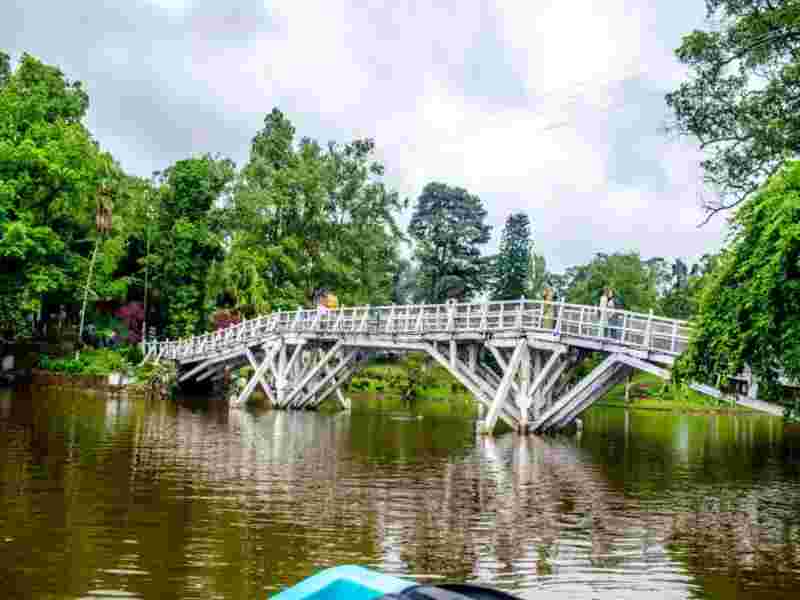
[580,408,800,598]
[103,404,800,597]
[2,392,800,600]
[0,387,157,599]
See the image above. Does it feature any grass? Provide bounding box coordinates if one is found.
[595,372,753,414]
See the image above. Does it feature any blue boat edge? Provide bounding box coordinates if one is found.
[271,565,415,600]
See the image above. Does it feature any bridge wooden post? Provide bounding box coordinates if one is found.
[274,341,288,406]
[529,347,567,419]
[516,344,532,433]
[644,309,654,349]
[244,347,276,405]
[483,339,526,434]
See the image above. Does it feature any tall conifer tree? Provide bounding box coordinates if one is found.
[491,212,532,300]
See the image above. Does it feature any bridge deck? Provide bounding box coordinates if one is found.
[151,299,690,364]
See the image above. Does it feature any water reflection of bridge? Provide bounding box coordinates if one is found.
[131,403,799,598]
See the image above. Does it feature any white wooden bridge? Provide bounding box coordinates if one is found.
[143,299,784,434]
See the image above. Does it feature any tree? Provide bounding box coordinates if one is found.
[659,258,694,319]
[156,156,235,338]
[528,253,547,299]
[391,258,419,305]
[492,212,532,300]
[659,255,723,320]
[0,52,113,335]
[676,160,800,401]
[0,51,10,86]
[223,109,404,311]
[564,252,660,312]
[666,1,800,217]
[409,182,491,302]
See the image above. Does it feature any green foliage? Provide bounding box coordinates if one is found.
[658,256,719,319]
[39,348,130,376]
[676,161,800,402]
[666,0,800,213]
[528,253,547,299]
[409,182,491,302]
[562,252,661,311]
[491,212,532,300]
[382,353,436,402]
[786,399,800,424]
[219,109,404,310]
[134,359,176,386]
[0,52,114,333]
[153,157,234,338]
[0,51,9,86]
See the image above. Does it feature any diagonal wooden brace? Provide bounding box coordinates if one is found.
[525,346,567,416]
[282,341,345,407]
[294,350,357,408]
[424,343,519,428]
[484,339,527,433]
[235,345,279,406]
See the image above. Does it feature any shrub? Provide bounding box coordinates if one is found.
[39,348,131,376]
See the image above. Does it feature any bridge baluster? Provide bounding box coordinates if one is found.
[642,315,652,348]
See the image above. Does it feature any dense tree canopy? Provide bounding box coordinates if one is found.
[155,156,235,338]
[0,53,407,340]
[677,160,800,401]
[0,53,114,333]
[409,182,491,302]
[666,0,800,216]
[220,109,404,312]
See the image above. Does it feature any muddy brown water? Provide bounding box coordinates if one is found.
[1,386,799,599]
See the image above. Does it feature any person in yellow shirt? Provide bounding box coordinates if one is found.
[324,292,338,311]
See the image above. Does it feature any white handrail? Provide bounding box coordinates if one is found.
[155,299,692,361]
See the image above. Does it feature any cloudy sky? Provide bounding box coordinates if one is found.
[3,0,726,272]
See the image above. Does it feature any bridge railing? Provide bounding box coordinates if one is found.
[147,299,691,361]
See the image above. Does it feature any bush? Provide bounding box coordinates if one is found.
[134,360,176,386]
[39,348,132,376]
[119,344,144,365]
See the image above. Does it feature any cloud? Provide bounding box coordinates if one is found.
[2,0,724,272]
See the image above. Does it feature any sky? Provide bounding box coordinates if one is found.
[2,0,726,273]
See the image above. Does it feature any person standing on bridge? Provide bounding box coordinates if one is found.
[543,287,555,329]
[598,287,610,338]
[606,288,619,340]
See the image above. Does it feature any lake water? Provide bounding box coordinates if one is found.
[1,386,799,599]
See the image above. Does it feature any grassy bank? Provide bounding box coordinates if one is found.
[594,372,754,414]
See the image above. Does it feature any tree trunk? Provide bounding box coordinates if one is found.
[77,237,100,357]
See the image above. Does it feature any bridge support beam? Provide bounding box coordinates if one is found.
[306,353,361,409]
[532,354,632,433]
[283,342,344,408]
[234,344,280,407]
[520,347,566,432]
[295,349,358,408]
[482,339,526,434]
